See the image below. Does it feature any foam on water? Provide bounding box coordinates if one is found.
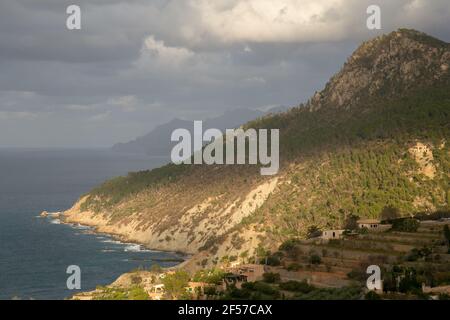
[124,244,153,253]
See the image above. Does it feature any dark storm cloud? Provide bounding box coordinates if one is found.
[0,0,449,147]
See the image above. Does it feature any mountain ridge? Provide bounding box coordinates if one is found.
[63,29,450,271]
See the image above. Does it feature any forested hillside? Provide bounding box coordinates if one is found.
[65,29,450,268]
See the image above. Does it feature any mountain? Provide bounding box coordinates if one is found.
[308,28,450,110]
[63,29,450,271]
[111,108,266,156]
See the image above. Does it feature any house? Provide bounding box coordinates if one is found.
[148,284,165,300]
[186,282,210,298]
[321,229,345,240]
[358,219,381,231]
[222,274,248,289]
[422,284,450,295]
[230,264,266,282]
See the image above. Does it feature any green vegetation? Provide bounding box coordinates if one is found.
[344,214,360,231]
[80,163,189,211]
[292,286,363,300]
[162,270,191,299]
[192,269,226,285]
[365,291,381,300]
[93,286,149,300]
[262,272,281,283]
[307,226,322,239]
[279,280,313,293]
[222,281,281,300]
[309,253,322,265]
[444,225,450,247]
[391,218,420,232]
[380,206,401,222]
[80,86,450,229]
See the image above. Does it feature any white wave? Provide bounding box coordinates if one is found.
[101,249,116,253]
[50,219,61,225]
[124,244,153,253]
[101,239,122,245]
[72,224,91,230]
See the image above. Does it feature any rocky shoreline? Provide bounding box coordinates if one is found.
[40,208,190,263]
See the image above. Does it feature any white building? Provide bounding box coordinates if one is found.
[321,229,345,240]
[358,219,381,230]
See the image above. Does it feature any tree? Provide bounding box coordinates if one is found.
[344,214,360,230]
[380,206,400,222]
[392,218,419,232]
[444,225,450,247]
[162,270,190,299]
[263,272,281,283]
[310,254,322,265]
[365,291,381,300]
[193,269,225,285]
[307,225,322,239]
[447,190,450,208]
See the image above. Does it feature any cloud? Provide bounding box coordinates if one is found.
[108,95,138,112]
[143,0,450,47]
[243,76,267,85]
[141,36,194,65]
[0,111,38,120]
[88,111,111,122]
[0,0,449,147]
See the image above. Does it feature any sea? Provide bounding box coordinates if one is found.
[0,148,182,300]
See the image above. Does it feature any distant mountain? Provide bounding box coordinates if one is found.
[111,108,267,156]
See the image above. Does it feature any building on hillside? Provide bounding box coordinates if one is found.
[321,229,345,240]
[227,264,266,282]
[358,219,381,231]
[186,282,210,298]
[222,274,248,290]
[422,284,450,295]
[148,284,165,300]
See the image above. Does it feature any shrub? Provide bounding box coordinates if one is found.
[307,226,322,239]
[392,218,420,232]
[263,272,281,283]
[267,257,281,266]
[279,280,313,293]
[310,254,322,265]
[287,263,302,271]
[279,239,301,252]
[344,214,360,230]
[365,291,381,300]
[380,206,400,222]
[444,225,450,245]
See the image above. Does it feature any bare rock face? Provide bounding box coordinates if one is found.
[308,29,450,110]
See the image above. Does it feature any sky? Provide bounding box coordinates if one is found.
[0,0,449,148]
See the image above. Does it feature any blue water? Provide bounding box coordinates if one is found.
[0,148,181,300]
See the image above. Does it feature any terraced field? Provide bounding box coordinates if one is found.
[274,220,450,291]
